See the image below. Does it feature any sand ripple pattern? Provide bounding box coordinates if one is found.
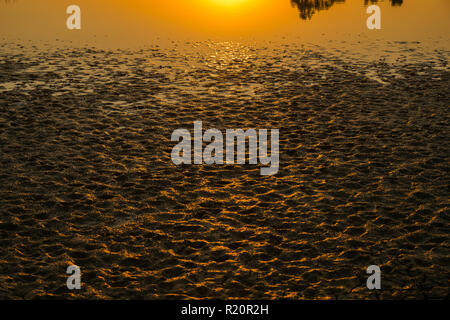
[0,41,448,299]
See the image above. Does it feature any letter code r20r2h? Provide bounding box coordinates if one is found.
[225,304,269,315]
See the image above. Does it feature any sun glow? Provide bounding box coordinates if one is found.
[154,0,294,36]
[115,0,297,37]
[210,0,251,7]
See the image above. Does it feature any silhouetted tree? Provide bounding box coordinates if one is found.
[292,0,403,20]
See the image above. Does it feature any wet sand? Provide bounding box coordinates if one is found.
[0,40,448,299]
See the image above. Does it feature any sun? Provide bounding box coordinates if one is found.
[138,0,288,36]
[211,0,251,7]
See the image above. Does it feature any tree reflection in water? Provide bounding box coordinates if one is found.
[291,0,403,20]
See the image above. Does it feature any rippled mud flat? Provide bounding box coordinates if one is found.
[0,40,448,299]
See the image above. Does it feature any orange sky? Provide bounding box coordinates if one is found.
[114,0,296,35]
[0,0,449,45]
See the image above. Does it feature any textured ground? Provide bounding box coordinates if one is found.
[0,40,448,299]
